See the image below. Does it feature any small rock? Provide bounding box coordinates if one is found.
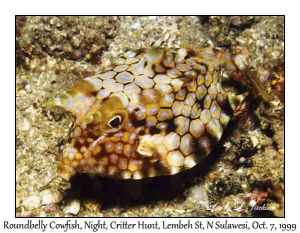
[71,35,82,48]
[20,119,30,131]
[239,157,246,163]
[23,194,41,210]
[83,200,101,212]
[250,135,259,148]
[43,203,61,213]
[278,148,284,155]
[41,189,63,205]
[63,199,81,215]
[187,185,207,203]
[230,16,254,29]
[237,168,244,175]
[24,83,32,93]
[131,21,141,29]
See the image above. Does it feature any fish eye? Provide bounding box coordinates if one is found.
[108,115,122,128]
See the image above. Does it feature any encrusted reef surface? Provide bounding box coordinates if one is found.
[16,16,284,217]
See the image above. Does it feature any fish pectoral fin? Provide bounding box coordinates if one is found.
[228,92,248,110]
[137,134,164,160]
